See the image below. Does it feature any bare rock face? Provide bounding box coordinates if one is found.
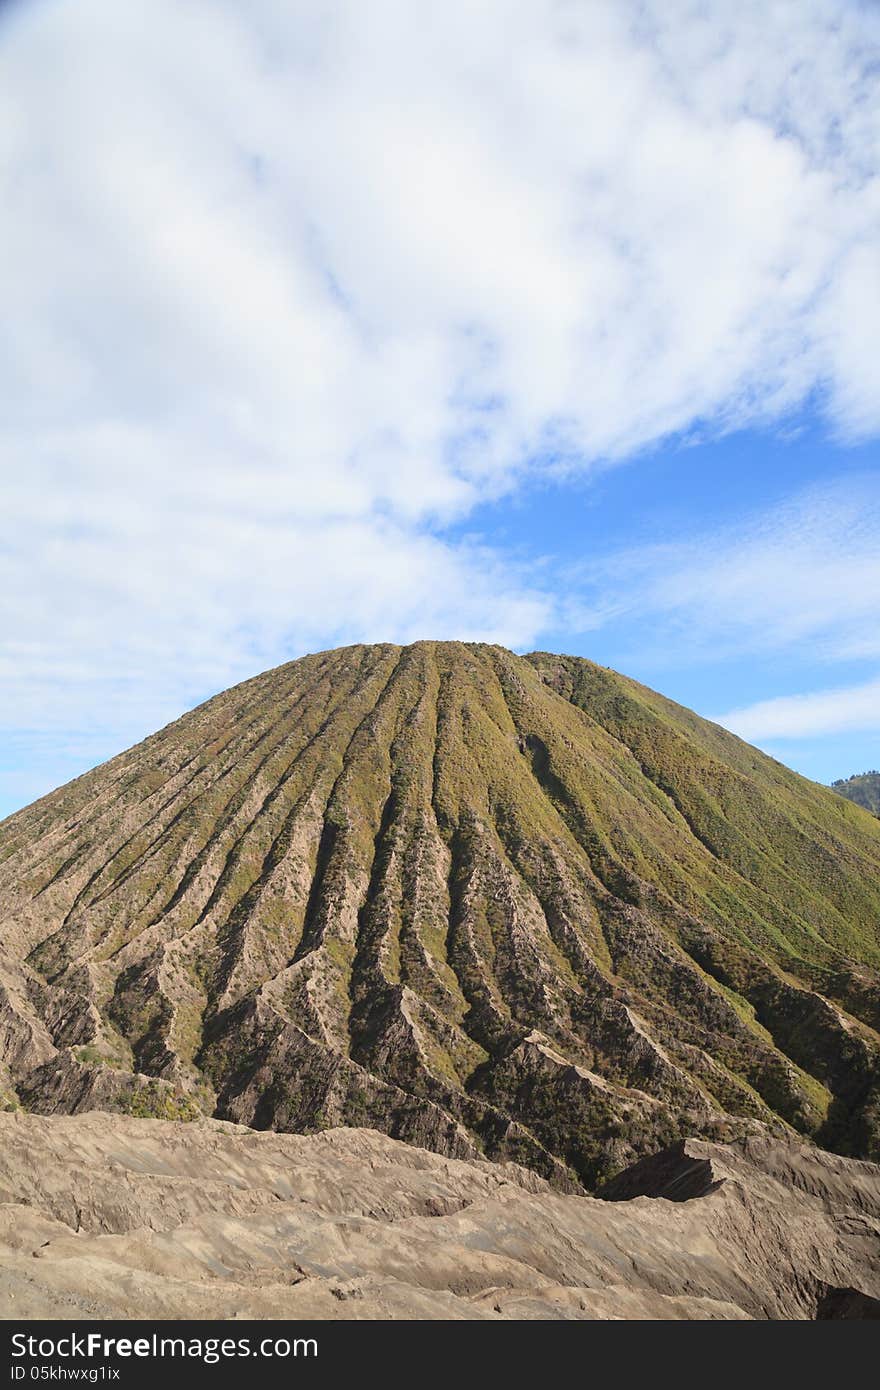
[0,1112,878,1321]
[2,642,880,1186]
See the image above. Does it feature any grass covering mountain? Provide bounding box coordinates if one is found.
[1,642,879,1186]
[832,772,880,817]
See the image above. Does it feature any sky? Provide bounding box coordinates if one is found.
[1,0,879,818]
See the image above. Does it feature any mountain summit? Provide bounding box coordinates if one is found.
[2,642,879,1186]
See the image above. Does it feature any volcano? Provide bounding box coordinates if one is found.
[2,642,879,1187]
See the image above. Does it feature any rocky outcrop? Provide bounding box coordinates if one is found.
[0,1111,878,1320]
[1,642,879,1184]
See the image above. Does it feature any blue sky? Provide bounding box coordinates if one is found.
[1,1,880,818]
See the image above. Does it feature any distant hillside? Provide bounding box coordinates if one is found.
[831,772,880,816]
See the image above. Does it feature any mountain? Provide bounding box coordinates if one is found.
[832,772,880,817]
[2,642,880,1187]
[2,1110,878,1320]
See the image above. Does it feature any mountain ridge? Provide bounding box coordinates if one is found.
[2,641,879,1186]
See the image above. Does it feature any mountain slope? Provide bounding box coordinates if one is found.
[833,772,880,817]
[2,642,879,1185]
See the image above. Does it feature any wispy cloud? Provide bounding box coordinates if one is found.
[717,675,880,741]
[561,472,880,756]
[1,1,879,804]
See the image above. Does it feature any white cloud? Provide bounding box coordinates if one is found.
[718,675,880,740]
[1,0,879,796]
